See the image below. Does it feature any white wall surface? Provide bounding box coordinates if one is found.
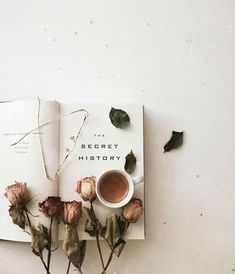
[0,1,235,273]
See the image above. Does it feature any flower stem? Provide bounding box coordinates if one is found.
[101,222,130,274]
[40,255,50,274]
[95,231,105,271]
[90,202,105,272]
[24,207,50,274]
[66,261,71,274]
[101,248,115,274]
[47,217,53,272]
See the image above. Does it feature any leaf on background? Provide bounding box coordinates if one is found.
[124,150,137,174]
[9,205,25,229]
[164,131,184,152]
[83,206,98,237]
[30,223,49,256]
[109,107,130,129]
[63,224,84,269]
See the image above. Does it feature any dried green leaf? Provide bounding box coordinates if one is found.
[101,213,122,248]
[9,205,25,229]
[102,214,128,256]
[85,219,96,237]
[164,131,184,152]
[124,150,137,174]
[63,224,81,269]
[117,216,129,236]
[102,213,121,247]
[114,238,126,257]
[79,240,87,267]
[30,223,49,256]
[83,206,97,237]
[109,107,130,129]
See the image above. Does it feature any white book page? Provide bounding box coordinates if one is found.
[0,100,59,242]
[58,103,144,240]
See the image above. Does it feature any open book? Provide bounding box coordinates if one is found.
[0,99,144,242]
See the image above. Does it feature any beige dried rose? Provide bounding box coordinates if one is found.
[63,201,82,225]
[76,176,96,202]
[4,182,30,206]
[38,196,63,218]
[122,198,144,223]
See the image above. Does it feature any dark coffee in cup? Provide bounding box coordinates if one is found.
[99,172,129,203]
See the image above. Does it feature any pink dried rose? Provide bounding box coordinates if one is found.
[38,196,63,218]
[76,176,96,202]
[63,201,82,225]
[4,182,30,206]
[122,198,144,223]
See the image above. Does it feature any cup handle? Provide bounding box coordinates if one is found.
[132,175,144,185]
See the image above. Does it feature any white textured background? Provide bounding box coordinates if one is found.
[0,1,235,274]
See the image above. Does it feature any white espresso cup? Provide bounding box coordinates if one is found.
[96,169,144,208]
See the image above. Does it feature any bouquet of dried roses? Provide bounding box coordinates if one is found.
[76,176,143,274]
[4,182,86,274]
[4,178,143,274]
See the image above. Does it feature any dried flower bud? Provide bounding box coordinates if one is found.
[122,198,144,223]
[63,201,82,225]
[38,196,63,218]
[4,182,30,206]
[76,176,96,202]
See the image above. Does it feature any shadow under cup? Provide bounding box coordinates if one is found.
[96,170,134,208]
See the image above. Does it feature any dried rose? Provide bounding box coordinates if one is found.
[4,182,30,206]
[63,201,82,225]
[38,196,63,218]
[122,198,144,223]
[76,176,96,202]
